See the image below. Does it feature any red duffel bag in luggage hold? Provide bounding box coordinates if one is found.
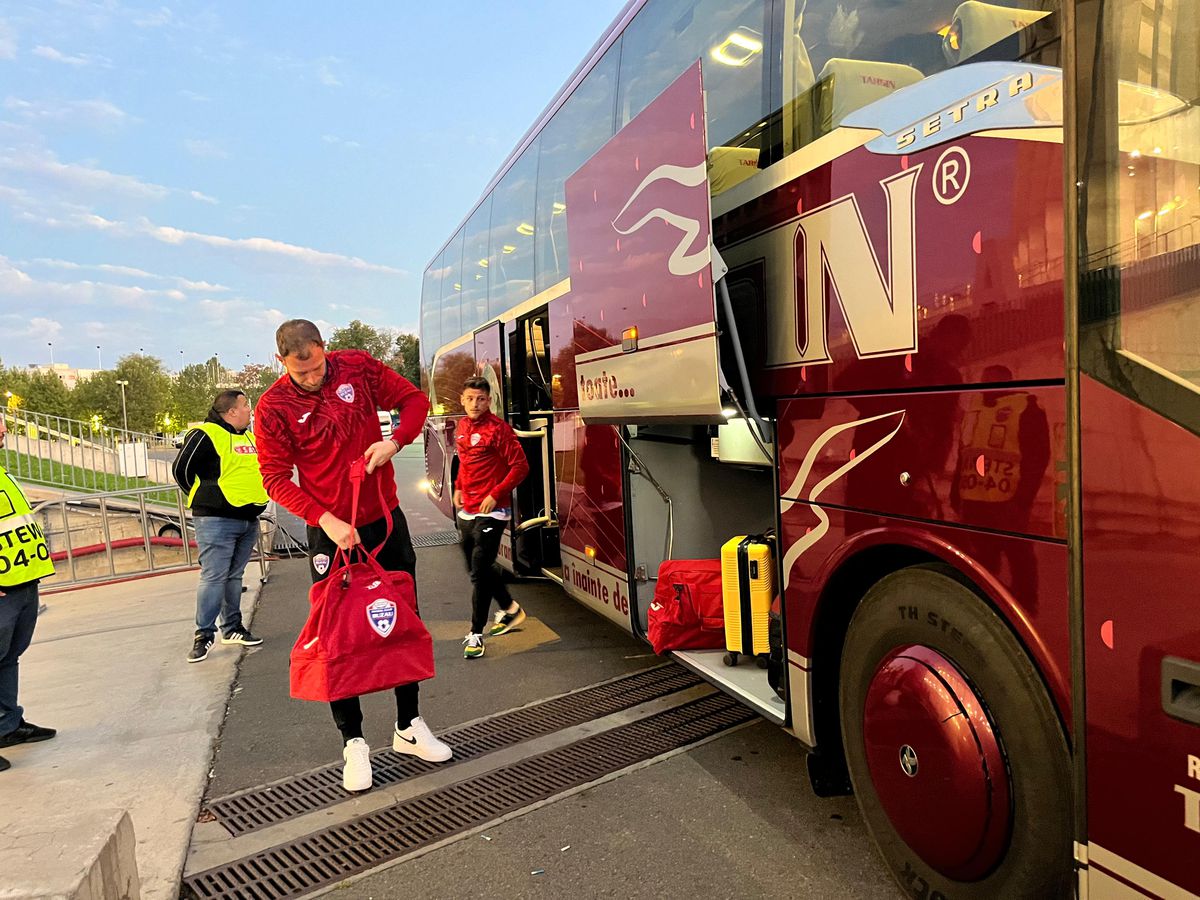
[290,459,435,703]
[647,559,726,654]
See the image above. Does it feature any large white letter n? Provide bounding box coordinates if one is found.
[794,164,922,363]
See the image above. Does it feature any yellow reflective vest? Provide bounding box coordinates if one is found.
[186,423,269,509]
[956,394,1029,503]
[0,465,55,586]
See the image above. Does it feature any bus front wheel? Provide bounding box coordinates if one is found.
[839,564,1072,899]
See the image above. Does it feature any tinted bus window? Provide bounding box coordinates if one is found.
[439,229,464,344]
[617,0,770,150]
[461,196,493,334]
[420,263,441,372]
[487,142,539,319]
[534,42,620,293]
[782,0,1056,153]
[1080,0,1200,426]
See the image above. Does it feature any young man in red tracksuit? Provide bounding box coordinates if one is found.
[255,319,451,792]
[454,376,530,659]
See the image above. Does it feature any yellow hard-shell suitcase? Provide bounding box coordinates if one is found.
[721,535,774,663]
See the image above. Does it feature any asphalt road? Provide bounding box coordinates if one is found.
[198,447,899,899]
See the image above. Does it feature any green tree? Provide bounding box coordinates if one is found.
[23,371,72,418]
[70,370,121,429]
[170,364,218,426]
[393,333,420,386]
[236,363,279,405]
[113,355,171,433]
[327,320,394,360]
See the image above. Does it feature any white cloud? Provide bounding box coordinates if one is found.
[3,96,131,127]
[0,149,170,200]
[24,257,231,293]
[21,206,404,275]
[183,138,229,160]
[0,314,63,348]
[133,7,173,28]
[189,189,218,204]
[0,256,187,312]
[0,20,16,60]
[317,60,342,87]
[322,134,361,150]
[178,90,210,103]
[32,45,109,67]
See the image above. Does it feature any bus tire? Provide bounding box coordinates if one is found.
[839,564,1071,899]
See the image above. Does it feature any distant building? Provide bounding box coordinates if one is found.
[26,363,99,390]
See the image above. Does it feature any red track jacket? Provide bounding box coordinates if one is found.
[255,350,429,526]
[453,412,530,515]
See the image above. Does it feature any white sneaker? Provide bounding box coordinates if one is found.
[393,716,453,762]
[342,738,372,792]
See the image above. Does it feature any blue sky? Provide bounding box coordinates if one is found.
[0,1,627,371]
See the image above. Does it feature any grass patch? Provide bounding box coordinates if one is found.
[2,447,181,506]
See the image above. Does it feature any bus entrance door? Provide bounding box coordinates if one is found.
[503,311,559,577]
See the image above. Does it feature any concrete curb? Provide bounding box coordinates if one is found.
[0,808,140,900]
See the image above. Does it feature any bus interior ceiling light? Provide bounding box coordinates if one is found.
[711,29,762,67]
[622,326,639,352]
[516,222,535,236]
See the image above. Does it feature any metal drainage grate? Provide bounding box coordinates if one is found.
[410,530,460,548]
[183,692,753,900]
[205,663,701,837]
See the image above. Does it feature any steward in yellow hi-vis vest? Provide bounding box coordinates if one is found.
[0,415,58,767]
[0,465,55,587]
[171,391,268,661]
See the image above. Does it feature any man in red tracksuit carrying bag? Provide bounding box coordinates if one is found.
[255,319,452,792]
[454,376,529,660]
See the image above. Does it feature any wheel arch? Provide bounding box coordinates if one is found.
[803,527,1069,794]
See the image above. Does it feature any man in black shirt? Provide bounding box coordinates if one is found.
[172,390,268,662]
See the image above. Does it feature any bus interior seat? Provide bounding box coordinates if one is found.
[942,0,1052,66]
[814,58,925,133]
[708,145,762,195]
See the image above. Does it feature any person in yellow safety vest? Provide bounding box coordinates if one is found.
[172,390,268,663]
[950,365,1051,609]
[0,415,57,773]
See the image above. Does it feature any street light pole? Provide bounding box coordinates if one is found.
[48,342,54,365]
[115,380,129,433]
[96,345,102,369]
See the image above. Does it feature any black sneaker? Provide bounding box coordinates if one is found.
[0,719,56,747]
[0,755,9,772]
[188,633,214,663]
[488,604,526,636]
[221,629,264,647]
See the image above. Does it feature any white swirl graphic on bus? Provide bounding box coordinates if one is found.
[610,161,710,277]
[779,410,906,589]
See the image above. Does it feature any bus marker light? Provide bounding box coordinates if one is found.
[622,327,638,352]
[585,545,597,561]
[1101,620,1114,650]
[975,455,987,477]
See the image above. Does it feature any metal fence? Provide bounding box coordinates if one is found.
[32,485,274,593]
[2,407,177,492]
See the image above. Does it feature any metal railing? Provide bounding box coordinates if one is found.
[32,485,273,593]
[2,407,178,493]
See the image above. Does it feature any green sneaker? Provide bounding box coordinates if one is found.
[462,632,485,659]
[488,604,526,636]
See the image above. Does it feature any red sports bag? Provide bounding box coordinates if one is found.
[289,459,435,702]
[647,559,726,654]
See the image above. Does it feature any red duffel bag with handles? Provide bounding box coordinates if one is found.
[647,558,726,654]
[290,458,435,702]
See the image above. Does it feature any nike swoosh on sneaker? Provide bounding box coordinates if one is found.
[395,733,417,745]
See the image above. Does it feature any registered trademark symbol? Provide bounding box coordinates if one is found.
[933,146,971,205]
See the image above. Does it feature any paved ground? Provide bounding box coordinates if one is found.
[196,450,898,899]
[5,446,899,899]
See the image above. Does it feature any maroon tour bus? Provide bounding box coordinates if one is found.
[419,0,1200,895]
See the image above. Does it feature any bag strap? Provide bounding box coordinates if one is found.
[348,456,394,560]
